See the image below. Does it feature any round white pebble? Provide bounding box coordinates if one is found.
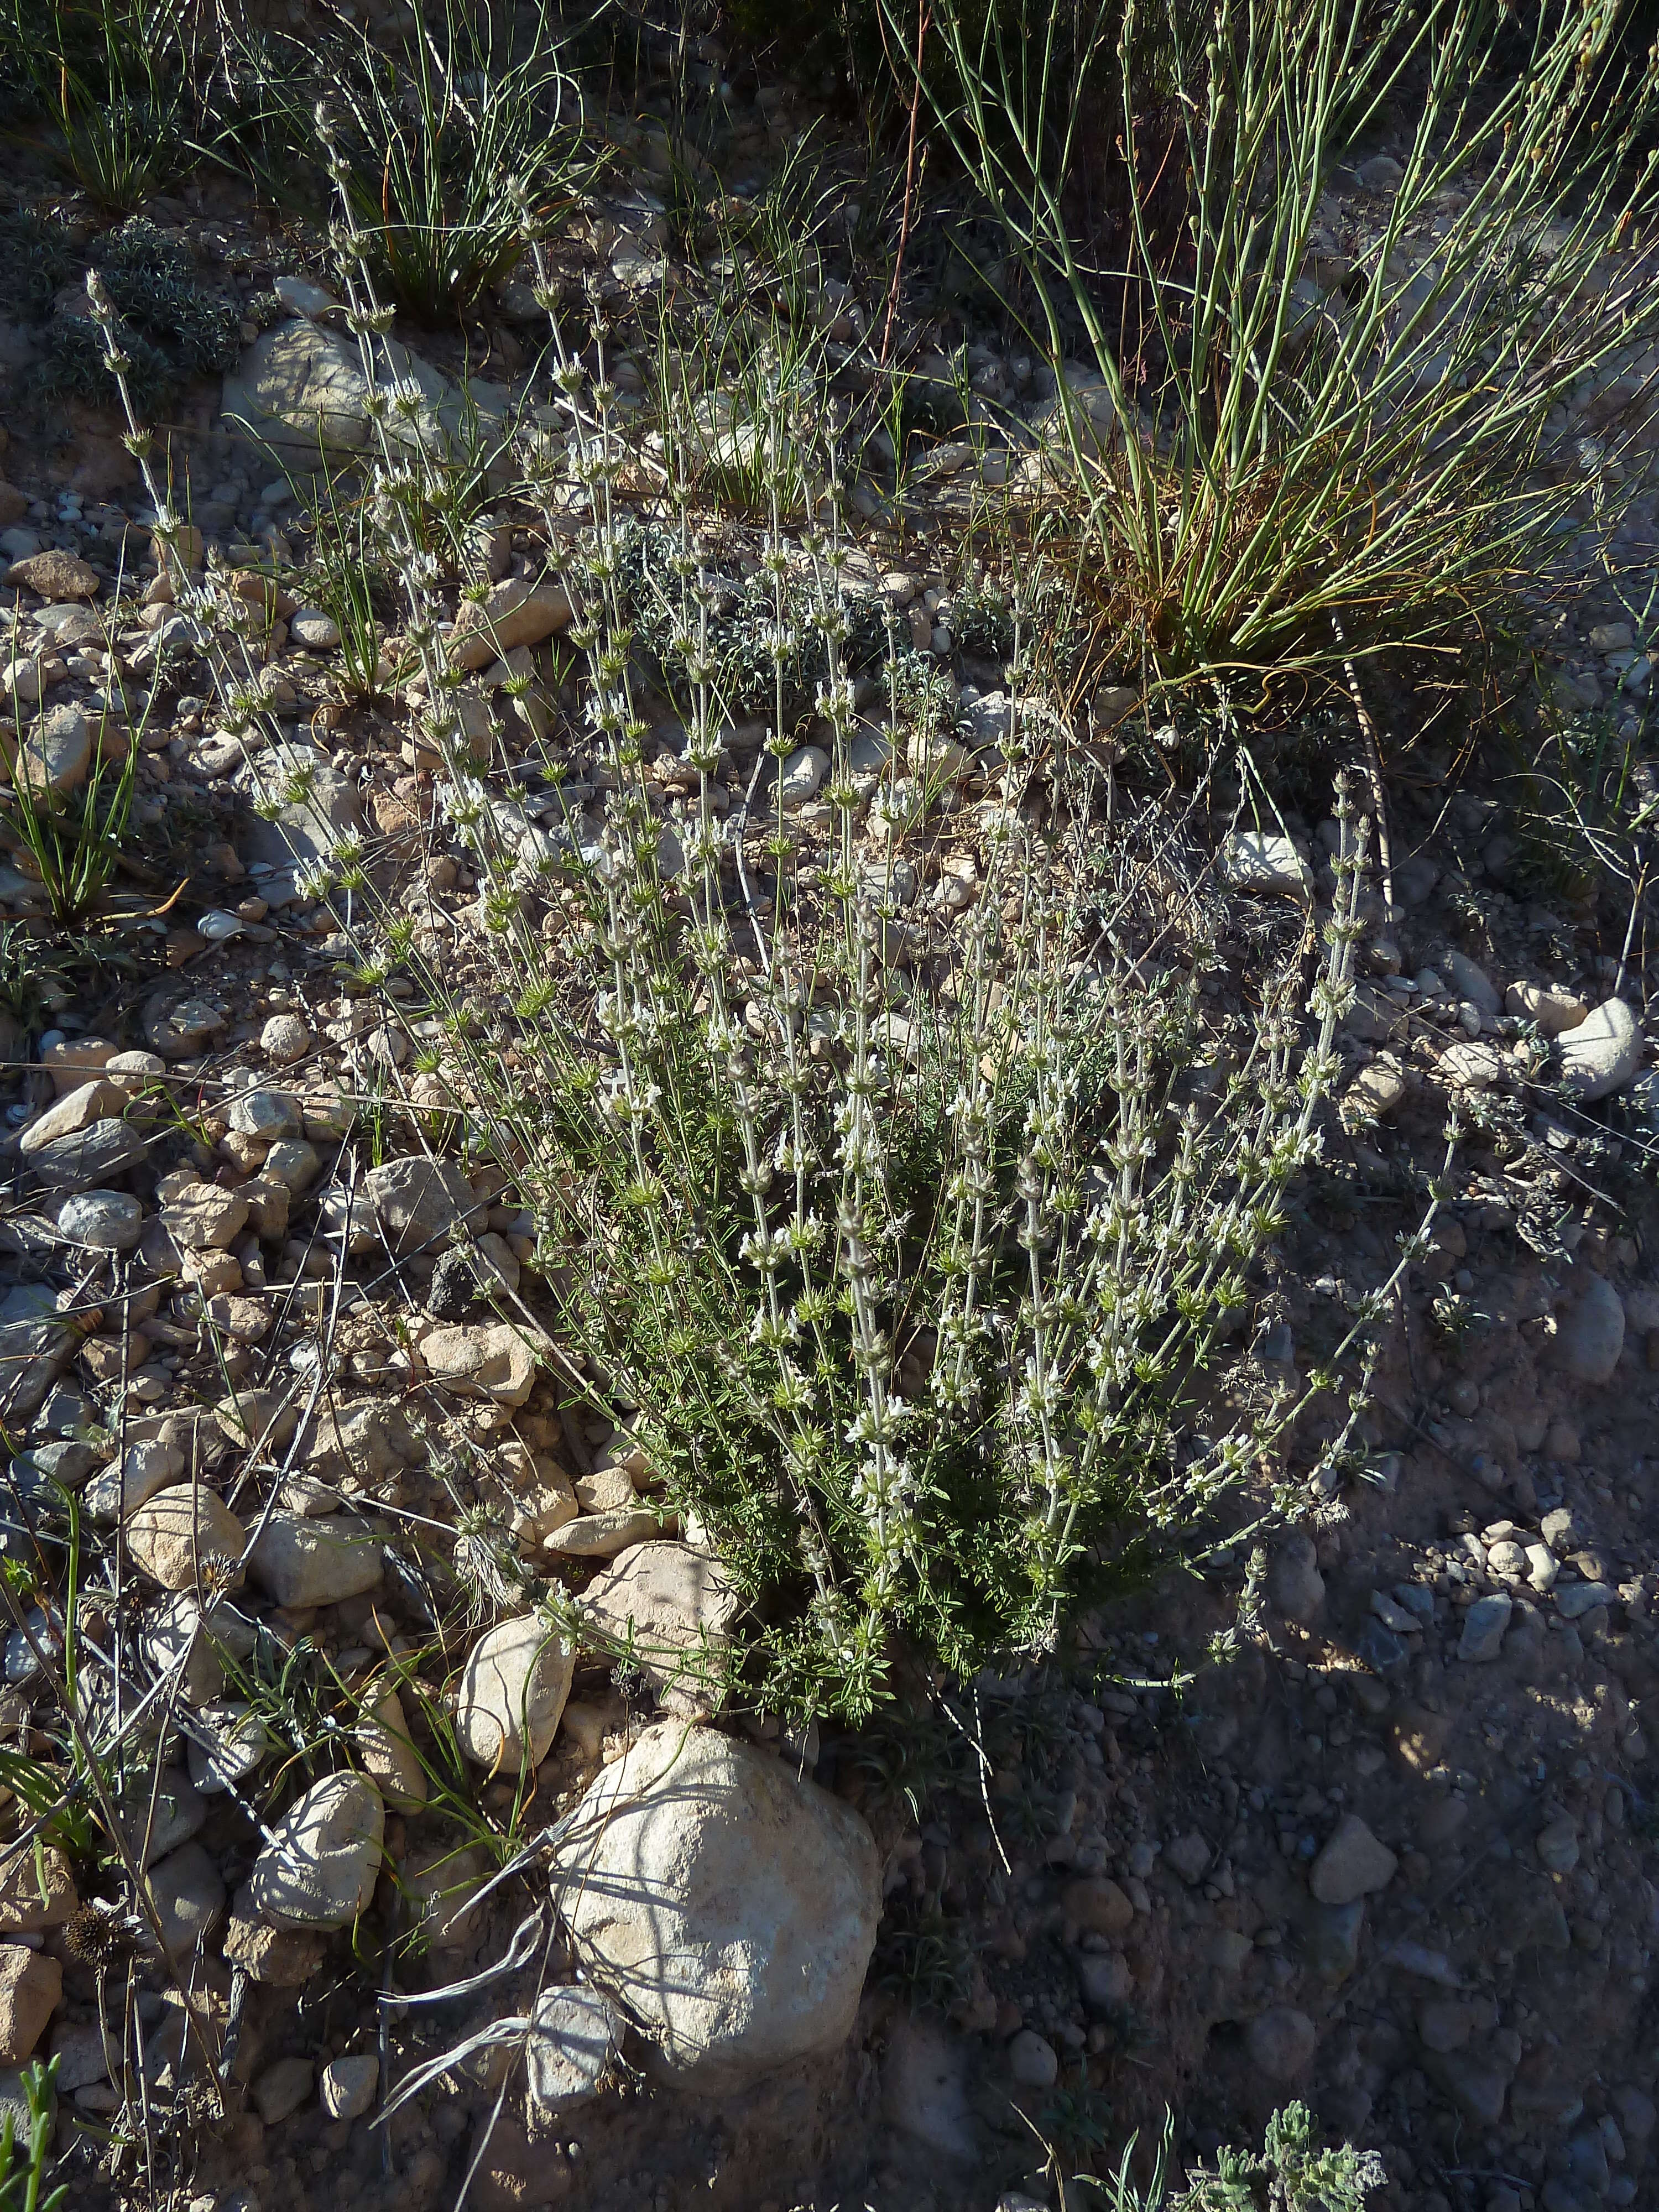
[260,1013,312,1065]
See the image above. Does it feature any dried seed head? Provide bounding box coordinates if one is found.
[65,1898,155,1970]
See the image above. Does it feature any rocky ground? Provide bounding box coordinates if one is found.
[4,23,1659,2212]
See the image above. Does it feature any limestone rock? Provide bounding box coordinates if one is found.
[544,1506,658,1559]
[364,1155,476,1255]
[1431,2048,1510,2127]
[321,2052,378,2120]
[289,608,341,650]
[15,703,93,800]
[1309,1814,1397,1906]
[5,549,98,598]
[500,1453,578,1546]
[1537,1815,1580,1874]
[248,1511,383,1606]
[448,576,573,672]
[404,1845,488,1954]
[1246,2005,1318,2080]
[523,1986,623,2123]
[25,1118,144,1192]
[187,1702,268,1793]
[1441,949,1500,1014]
[226,1088,302,1141]
[251,1772,383,1931]
[224,317,509,463]
[1439,1039,1504,1091]
[126,1486,246,1590]
[455,1613,574,1772]
[1506,981,1587,1035]
[242,760,363,903]
[260,1013,312,1064]
[1062,1877,1134,1938]
[1559,998,1643,1101]
[126,1763,208,1864]
[0,1845,76,1933]
[1220,831,1312,900]
[0,1318,75,1426]
[162,1181,250,1254]
[1556,1579,1615,1620]
[881,2014,977,2158]
[143,995,226,1060]
[1007,2028,1058,2088]
[356,1683,427,1812]
[54,1189,143,1252]
[0,1947,59,2062]
[580,1542,739,1712]
[215,1389,300,1454]
[1164,1832,1211,1886]
[1347,1059,1406,1120]
[304,1399,419,1485]
[573,1466,637,1515]
[1458,1591,1512,1663]
[1553,1271,1625,1385]
[222,1882,328,1985]
[550,1720,880,2090]
[1078,1951,1134,2014]
[85,1437,185,1522]
[1344,984,1408,1046]
[253,2056,315,2125]
[19,1079,124,1156]
[420,1320,538,1407]
[1267,1532,1325,1624]
[48,2022,107,2093]
[145,1840,226,1957]
[1357,153,1405,192]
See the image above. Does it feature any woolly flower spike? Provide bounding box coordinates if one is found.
[84,268,114,322]
[439,776,489,830]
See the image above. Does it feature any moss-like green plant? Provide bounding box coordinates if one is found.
[0,2057,67,2212]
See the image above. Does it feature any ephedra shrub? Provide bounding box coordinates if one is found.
[912,0,1659,692]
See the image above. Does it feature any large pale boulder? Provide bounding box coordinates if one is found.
[241,759,364,906]
[0,1948,59,2063]
[1558,997,1643,1100]
[420,1321,538,1408]
[549,1721,880,2090]
[222,317,511,462]
[447,576,572,671]
[1553,1271,1626,1385]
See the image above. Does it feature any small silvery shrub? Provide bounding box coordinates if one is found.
[36,219,239,415]
[1083,2100,1385,2211]
[1171,2101,1386,2211]
[311,146,1413,1720]
[90,113,1423,1727]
